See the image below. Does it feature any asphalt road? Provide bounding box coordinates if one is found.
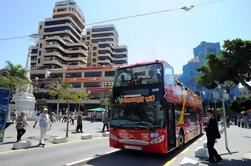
[1,126,251,166]
[0,137,113,166]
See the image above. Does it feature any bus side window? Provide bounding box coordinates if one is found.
[165,67,174,85]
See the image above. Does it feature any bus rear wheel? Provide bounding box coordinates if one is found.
[178,130,185,147]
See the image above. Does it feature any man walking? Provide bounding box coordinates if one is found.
[102,111,109,132]
[204,109,223,163]
[38,108,52,147]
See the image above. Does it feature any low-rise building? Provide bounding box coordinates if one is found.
[31,66,117,112]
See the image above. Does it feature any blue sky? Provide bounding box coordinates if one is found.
[0,0,250,74]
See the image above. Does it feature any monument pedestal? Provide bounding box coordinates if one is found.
[12,92,36,119]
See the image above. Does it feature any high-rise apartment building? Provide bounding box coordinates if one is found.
[83,25,128,66]
[30,0,88,70]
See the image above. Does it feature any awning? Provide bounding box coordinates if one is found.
[86,107,106,112]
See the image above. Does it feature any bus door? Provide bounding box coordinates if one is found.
[167,104,176,150]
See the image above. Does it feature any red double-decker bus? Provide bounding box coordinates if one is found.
[109,60,203,153]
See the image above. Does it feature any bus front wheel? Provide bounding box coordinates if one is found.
[178,129,185,147]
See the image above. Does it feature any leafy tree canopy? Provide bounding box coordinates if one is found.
[229,96,251,113]
[0,61,28,91]
[49,80,89,102]
[197,39,251,91]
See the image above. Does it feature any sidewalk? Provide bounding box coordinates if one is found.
[208,125,251,165]
[168,125,251,165]
[0,120,106,152]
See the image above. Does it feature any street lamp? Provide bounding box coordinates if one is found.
[218,85,230,152]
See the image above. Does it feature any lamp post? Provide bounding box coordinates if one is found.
[218,85,229,152]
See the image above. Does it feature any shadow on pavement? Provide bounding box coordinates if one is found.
[86,134,203,166]
[200,158,251,166]
[220,151,238,156]
[0,141,16,145]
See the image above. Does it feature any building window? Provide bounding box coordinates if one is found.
[84,71,102,77]
[71,83,81,88]
[93,53,97,57]
[87,31,90,35]
[40,43,42,48]
[92,59,96,62]
[105,71,115,77]
[87,37,90,40]
[104,82,112,87]
[65,72,82,78]
[84,82,101,87]
[39,25,42,30]
[38,59,40,64]
[57,8,66,12]
[31,49,38,54]
[93,47,97,50]
[39,51,41,56]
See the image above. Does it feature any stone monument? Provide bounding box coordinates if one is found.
[12,34,37,118]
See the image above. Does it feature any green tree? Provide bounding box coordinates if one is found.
[197,39,251,91]
[0,61,28,89]
[229,96,251,113]
[0,61,29,102]
[101,91,112,109]
[49,80,89,137]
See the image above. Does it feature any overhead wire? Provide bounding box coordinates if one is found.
[0,0,222,41]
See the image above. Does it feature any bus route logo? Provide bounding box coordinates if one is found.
[115,95,155,104]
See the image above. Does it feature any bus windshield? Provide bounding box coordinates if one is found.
[110,101,165,129]
[114,64,163,87]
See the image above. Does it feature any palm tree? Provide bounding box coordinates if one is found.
[0,61,29,101]
[5,61,26,79]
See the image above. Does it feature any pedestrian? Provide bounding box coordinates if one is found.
[75,114,83,133]
[33,110,42,128]
[241,116,245,128]
[37,108,52,147]
[62,114,67,123]
[10,111,16,123]
[92,112,96,122]
[102,111,109,132]
[16,111,29,142]
[71,113,75,125]
[204,109,223,163]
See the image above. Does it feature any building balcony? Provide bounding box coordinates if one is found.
[43,29,80,43]
[45,43,87,57]
[44,51,87,63]
[53,10,85,29]
[46,36,88,50]
[43,58,65,68]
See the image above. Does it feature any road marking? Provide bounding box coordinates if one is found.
[64,149,119,166]
[163,157,176,166]
[0,137,107,155]
[181,147,190,154]
[0,148,26,155]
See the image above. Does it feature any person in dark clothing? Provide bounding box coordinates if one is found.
[76,114,83,133]
[204,109,223,163]
[102,111,109,132]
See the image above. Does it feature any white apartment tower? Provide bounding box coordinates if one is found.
[30,0,88,70]
[83,25,128,66]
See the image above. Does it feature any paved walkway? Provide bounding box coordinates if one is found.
[0,120,106,152]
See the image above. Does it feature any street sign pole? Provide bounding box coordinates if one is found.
[219,88,230,152]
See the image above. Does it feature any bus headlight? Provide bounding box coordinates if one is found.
[109,133,118,141]
[150,135,165,144]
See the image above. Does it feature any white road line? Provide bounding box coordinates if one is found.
[64,149,119,166]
